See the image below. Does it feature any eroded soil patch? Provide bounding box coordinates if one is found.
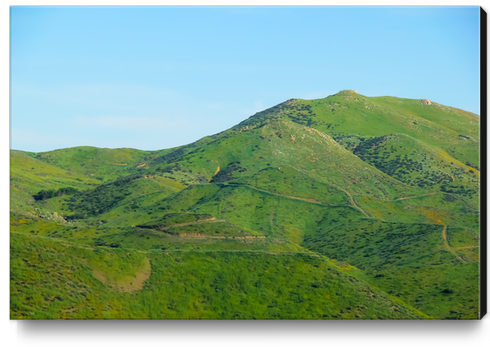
[92,257,152,293]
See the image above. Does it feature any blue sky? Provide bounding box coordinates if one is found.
[11,6,480,152]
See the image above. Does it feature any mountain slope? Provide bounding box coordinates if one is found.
[148,118,418,200]
[10,90,480,320]
[11,232,428,319]
[239,90,479,168]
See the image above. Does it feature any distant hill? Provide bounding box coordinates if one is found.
[10,90,480,319]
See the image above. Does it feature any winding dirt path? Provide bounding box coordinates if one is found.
[144,217,267,239]
[339,188,371,218]
[238,184,329,206]
[395,192,438,201]
[221,168,375,219]
[11,232,317,257]
[441,224,466,263]
[391,191,474,210]
[176,234,266,240]
[437,168,455,182]
[225,183,371,218]
[138,218,227,231]
[240,183,368,213]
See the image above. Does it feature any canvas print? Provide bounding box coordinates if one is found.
[10,6,482,319]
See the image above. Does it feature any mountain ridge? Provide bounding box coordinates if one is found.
[10,90,481,319]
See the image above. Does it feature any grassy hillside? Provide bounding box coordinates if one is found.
[239,90,479,168]
[10,150,101,220]
[11,233,426,319]
[31,146,152,180]
[303,219,479,319]
[10,90,480,319]
[148,118,418,201]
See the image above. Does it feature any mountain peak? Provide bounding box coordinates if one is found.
[336,89,358,95]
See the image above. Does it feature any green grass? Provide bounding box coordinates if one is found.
[231,166,351,205]
[336,134,479,189]
[356,193,479,230]
[31,146,154,180]
[303,219,480,319]
[10,90,480,319]
[11,233,426,319]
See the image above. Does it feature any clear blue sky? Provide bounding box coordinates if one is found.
[11,6,480,152]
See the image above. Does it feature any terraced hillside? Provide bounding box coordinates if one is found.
[10,90,480,319]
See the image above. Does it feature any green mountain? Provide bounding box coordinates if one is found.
[10,90,480,320]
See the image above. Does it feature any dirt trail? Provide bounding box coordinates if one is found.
[441,224,466,263]
[395,192,438,201]
[151,218,266,239]
[141,218,269,239]
[239,184,328,206]
[339,188,370,218]
[284,167,370,218]
[176,234,266,240]
[231,183,371,218]
[12,231,318,257]
[437,168,455,182]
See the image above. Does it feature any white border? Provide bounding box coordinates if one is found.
[3,2,489,347]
